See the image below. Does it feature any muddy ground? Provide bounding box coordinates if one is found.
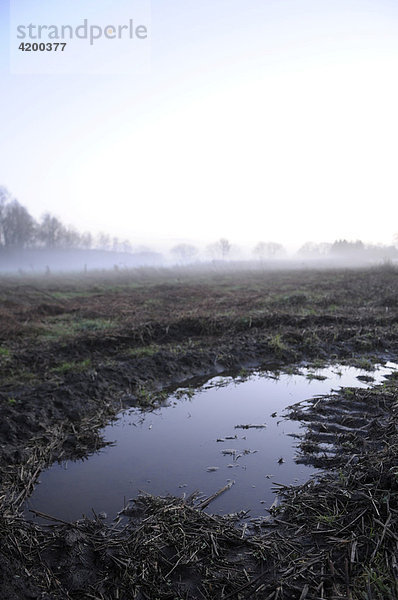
[0,265,398,599]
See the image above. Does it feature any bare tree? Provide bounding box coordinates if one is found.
[207,238,232,259]
[219,238,231,258]
[79,231,93,250]
[97,232,112,251]
[297,242,331,258]
[2,200,35,249]
[253,241,285,260]
[38,213,66,248]
[331,240,364,256]
[120,239,133,253]
[60,227,81,249]
[0,187,11,247]
[171,243,198,263]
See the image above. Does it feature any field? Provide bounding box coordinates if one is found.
[1,264,398,599]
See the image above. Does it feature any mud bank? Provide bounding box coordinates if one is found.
[1,323,397,469]
[1,266,397,469]
[0,267,397,598]
[1,374,398,599]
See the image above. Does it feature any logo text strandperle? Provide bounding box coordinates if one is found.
[17,19,148,46]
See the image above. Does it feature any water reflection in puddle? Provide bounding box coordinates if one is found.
[26,363,396,522]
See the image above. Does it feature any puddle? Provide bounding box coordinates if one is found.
[25,363,396,523]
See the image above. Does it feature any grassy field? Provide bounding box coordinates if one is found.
[0,264,398,599]
[1,264,397,362]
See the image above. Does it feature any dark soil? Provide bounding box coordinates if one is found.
[0,265,397,599]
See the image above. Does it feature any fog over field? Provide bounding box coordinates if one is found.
[0,183,397,273]
[1,0,398,264]
[3,4,398,599]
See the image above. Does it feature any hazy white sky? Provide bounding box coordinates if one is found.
[1,0,398,250]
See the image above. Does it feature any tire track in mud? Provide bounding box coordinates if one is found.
[288,382,393,469]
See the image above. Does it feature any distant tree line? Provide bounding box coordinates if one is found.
[1,187,397,262]
[297,239,398,260]
[200,237,398,262]
[0,187,132,253]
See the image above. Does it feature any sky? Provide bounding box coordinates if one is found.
[1,0,398,251]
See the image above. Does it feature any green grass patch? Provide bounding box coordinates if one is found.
[306,373,328,381]
[128,344,161,358]
[135,385,168,407]
[76,318,115,332]
[268,333,288,354]
[38,316,117,340]
[51,290,99,300]
[51,359,92,374]
[350,357,378,371]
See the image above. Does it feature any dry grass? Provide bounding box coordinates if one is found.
[1,377,398,598]
[1,266,398,598]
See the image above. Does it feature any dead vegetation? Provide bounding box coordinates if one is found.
[1,376,398,598]
[268,375,398,599]
[0,267,398,598]
[1,468,272,599]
